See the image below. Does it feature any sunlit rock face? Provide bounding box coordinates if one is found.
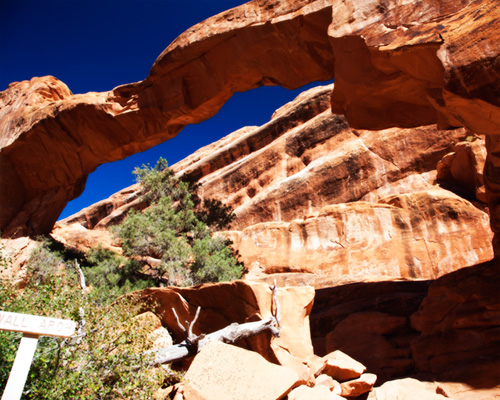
[1,0,500,243]
[228,189,493,288]
[53,84,494,287]
[140,280,316,376]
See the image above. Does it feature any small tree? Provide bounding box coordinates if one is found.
[113,158,242,286]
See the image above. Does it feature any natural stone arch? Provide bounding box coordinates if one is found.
[1,0,499,251]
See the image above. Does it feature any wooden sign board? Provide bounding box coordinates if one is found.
[0,310,76,338]
[0,311,76,400]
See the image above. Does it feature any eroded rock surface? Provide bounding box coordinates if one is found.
[310,259,500,397]
[1,0,500,244]
[52,83,494,286]
[140,280,316,377]
[228,188,493,287]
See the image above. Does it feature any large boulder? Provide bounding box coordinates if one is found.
[181,341,302,400]
[140,280,316,378]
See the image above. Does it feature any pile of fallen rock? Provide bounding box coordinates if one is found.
[160,340,449,400]
[162,341,376,400]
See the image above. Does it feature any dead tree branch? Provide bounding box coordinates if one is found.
[146,284,281,366]
[73,259,87,342]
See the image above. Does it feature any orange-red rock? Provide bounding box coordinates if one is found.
[229,188,493,288]
[410,259,500,384]
[52,85,493,286]
[1,0,500,244]
[181,341,302,400]
[310,259,500,393]
[317,350,367,382]
[339,373,377,398]
[140,280,316,374]
[436,137,488,203]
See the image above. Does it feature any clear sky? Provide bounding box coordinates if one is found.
[1,0,325,220]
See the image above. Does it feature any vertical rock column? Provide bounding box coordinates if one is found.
[485,135,500,257]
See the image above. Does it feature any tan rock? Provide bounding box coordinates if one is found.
[315,374,341,394]
[367,378,449,400]
[340,373,377,398]
[288,384,345,400]
[317,350,366,382]
[182,341,301,400]
[141,281,316,371]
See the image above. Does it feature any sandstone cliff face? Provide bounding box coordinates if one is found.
[310,259,500,399]
[52,83,494,286]
[1,0,500,246]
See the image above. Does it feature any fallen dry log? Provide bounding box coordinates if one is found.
[147,282,281,366]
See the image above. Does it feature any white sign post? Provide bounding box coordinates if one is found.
[0,311,76,400]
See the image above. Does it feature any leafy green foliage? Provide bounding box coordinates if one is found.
[0,240,163,399]
[113,158,242,286]
[84,246,154,305]
[0,156,241,397]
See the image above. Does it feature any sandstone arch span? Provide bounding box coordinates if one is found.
[1,0,499,250]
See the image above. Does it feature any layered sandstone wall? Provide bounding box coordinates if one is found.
[1,0,499,245]
[52,84,494,288]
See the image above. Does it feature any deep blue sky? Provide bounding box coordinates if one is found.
[1,0,325,220]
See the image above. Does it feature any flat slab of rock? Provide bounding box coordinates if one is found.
[367,378,449,400]
[182,341,302,400]
[314,350,367,381]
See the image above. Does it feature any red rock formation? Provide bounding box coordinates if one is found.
[231,188,493,288]
[52,84,494,285]
[1,0,500,246]
[179,94,467,230]
[140,280,316,379]
[410,260,500,387]
[310,259,500,397]
[181,340,303,400]
[436,136,487,202]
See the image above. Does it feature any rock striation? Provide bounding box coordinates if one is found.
[2,2,500,398]
[53,84,494,286]
[1,0,500,250]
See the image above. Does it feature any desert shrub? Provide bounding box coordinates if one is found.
[0,240,162,399]
[84,246,154,305]
[113,158,242,286]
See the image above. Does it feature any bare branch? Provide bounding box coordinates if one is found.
[147,316,279,366]
[271,279,281,330]
[147,283,282,366]
[73,259,87,342]
[172,307,187,334]
[187,306,201,342]
[74,259,87,295]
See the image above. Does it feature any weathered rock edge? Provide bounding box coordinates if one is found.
[1,0,499,245]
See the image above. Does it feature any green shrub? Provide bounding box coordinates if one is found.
[113,158,242,286]
[0,240,162,399]
[84,246,154,305]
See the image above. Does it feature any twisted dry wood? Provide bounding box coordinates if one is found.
[147,284,281,366]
